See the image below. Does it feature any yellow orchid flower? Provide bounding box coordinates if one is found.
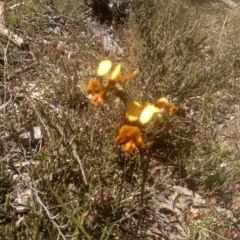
[156,98,178,114]
[116,125,144,152]
[87,78,105,105]
[87,60,137,105]
[96,60,137,87]
[126,102,160,125]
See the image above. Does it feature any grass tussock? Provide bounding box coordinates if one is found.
[1,0,240,239]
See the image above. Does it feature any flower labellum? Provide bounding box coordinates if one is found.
[156,98,178,114]
[87,79,105,105]
[87,78,102,94]
[116,125,144,152]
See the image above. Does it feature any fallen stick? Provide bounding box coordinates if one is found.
[8,2,25,10]
[220,0,238,9]
[72,145,88,186]
[0,1,29,49]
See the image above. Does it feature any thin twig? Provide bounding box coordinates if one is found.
[30,184,68,240]
[8,2,25,10]
[199,226,229,240]
[0,30,11,114]
[72,144,88,185]
[0,95,12,113]
[0,22,12,159]
[217,16,228,52]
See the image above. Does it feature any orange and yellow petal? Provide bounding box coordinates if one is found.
[139,104,161,125]
[87,79,105,105]
[114,70,137,84]
[90,92,104,105]
[107,70,137,87]
[116,125,144,152]
[87,79,103,94]
[116,125,132,143]
[156,98,178,114]
[124,140,136,152]
[126,101,142,122]
[111,64,122,80]
[126,102,161,124]
[169,106,178,114]
[156,98,169,107]
[97,60,112,76]
[135,136,145,149]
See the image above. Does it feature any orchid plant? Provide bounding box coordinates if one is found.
[87,60,178,238]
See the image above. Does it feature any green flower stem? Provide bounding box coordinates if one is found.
[112,86,132,107]
[134,148,150,239]
[134,118,161,239]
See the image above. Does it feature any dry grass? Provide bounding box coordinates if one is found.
[1,0,240,239]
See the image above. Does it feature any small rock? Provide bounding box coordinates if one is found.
[11,196,30,213]
[19,126,43,147]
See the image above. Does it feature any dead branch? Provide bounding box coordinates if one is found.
[72,145,88,186]
[30,183,68,240]
[220,0,238,9]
